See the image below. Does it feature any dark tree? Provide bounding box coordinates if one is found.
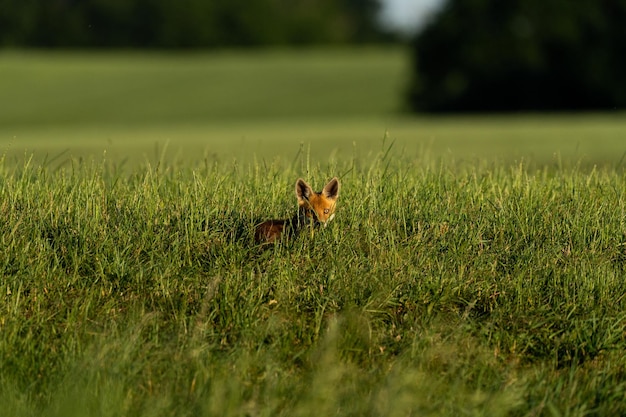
[0,0,388,48]
[407,0,626,112]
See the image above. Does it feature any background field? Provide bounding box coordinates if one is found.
[2,49,626,416]
[1,48,625,166]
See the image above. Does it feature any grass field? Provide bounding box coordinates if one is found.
[1,49,626,416]
[1,48,407,165]
[2,48,625,167]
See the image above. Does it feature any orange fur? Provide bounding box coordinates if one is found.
[255,177,340,244]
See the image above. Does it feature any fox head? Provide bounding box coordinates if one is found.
[295,177,340,226]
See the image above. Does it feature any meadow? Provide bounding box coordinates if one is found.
[1,49,626,416]
[2,48,625,166]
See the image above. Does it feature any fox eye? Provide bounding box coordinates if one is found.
[324,209,330,214]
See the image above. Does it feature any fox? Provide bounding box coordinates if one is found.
[255,177,340,244]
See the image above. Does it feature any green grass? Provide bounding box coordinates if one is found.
[2,49,626,416]
[0,48,406,127]
[2,142,626,416]
[2,49,625,168]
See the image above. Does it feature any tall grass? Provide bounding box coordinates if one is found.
[1,144,626,416]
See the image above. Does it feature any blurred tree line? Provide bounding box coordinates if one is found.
[408,0,626,112]
[0,0,388,48]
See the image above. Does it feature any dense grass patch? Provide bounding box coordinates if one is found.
[2,144,626,416]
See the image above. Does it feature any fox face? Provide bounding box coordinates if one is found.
[295,177,340,226]
[255,177,340,244]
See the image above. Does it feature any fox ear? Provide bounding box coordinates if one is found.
[295,178,313,202]
[322,177,340,200]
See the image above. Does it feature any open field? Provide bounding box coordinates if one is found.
[3,114,626,169]
[1,49,625,167]
[1,50,626,416]
[0,48,406,166]
[2,147,626,416]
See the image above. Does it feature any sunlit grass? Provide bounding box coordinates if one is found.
[2,141,626,416]
[2,48,626,416]
[2,113,626,171]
